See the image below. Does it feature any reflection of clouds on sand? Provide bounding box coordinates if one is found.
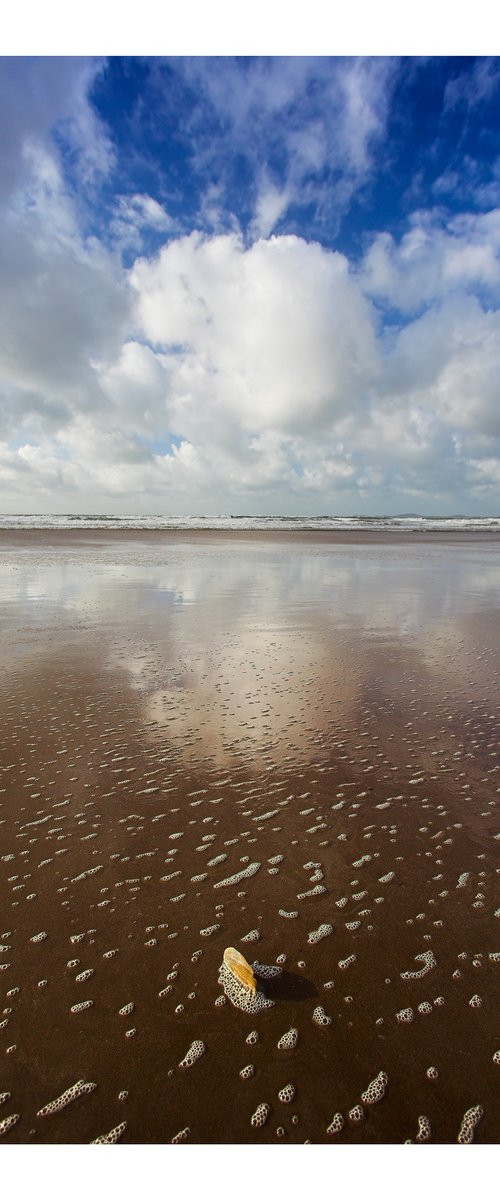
[141,621,360,765]
[1,538,500,764]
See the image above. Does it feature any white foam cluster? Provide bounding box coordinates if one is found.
[456,873,471,888]
[0,1093,11,1106]
[345,920,361,930]
[239,1064,254,1079]
[218,961,274,1013]
[418,1002,433,1015]
[119,1003,134,1016]
[312,1005,332,1027]
[269,856,283,865]
[72,865,103,883]
[338,955,356,970]
[469,994,482,1007]
[361,1071,388,1105]
[336,897,348,908]
[326,1113,344,1134]
[378,871,395,883]
[191,874,208,883]
[297,885,326,899]
[488,952,500,962]
[208,854,227,867]
[246,1030,259,1044]
[434,996,445,1006]
[416,1115,431,1142]
[353,856,371,868]
[71,1001,93,1013]
[214,995,226,1007]
[0,1113,19,1137]
[401,951,436,980]
[396,1008,414,1023]
[76,969,94,983]
[277,1028,298,1050]
[310,870,324,882]
[103,949,118,959]
[125,1028,136,1036]
[492,1051,500,1065]
[308,923,333,945]
[200,924,220,937]
[348,1105,364,1122]
[253,962,282,980]
[37,1079,97,1116]
[241,930,260,943]
[251,1102,270,1128]
[279,909,298,919]
[457,1105,483,1144]
[426,1066,438,1080]
[214,862,261,888]
[179,1039,206,1069]
[171,1127,189,1144]
[278,1084,295,1103]
[30,932,47,943]
[91,1121,127,1144]
[159,986,172,997]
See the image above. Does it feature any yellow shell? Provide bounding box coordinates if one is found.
[223,947,256,994]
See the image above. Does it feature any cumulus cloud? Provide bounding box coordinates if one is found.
[130,231,379,436]
[3,208,500,512]
[361,209,500,313]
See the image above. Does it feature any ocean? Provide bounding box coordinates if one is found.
[1,513,500,532]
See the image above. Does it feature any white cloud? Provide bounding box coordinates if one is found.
[130,231,379,436]
[361,209,500,312]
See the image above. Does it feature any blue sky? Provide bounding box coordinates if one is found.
[1,53,500,513]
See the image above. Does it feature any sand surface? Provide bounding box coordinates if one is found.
[0,531,499,1144]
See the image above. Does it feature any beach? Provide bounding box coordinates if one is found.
[0,529,499,1144]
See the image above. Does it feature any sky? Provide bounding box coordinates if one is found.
[1,51,500,514]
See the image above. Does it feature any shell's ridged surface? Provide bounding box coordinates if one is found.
[223,947,256,993]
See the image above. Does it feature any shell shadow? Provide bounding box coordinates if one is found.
[264,970,318,1003]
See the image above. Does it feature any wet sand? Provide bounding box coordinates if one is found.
[0,531,499,1144]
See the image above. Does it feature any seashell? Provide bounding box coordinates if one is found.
[223,947,256,994]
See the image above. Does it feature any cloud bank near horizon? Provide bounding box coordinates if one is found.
[1,56,500,514]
